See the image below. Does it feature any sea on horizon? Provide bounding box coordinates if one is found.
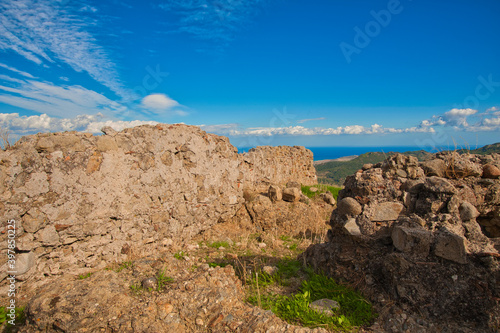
[238,146,439,161]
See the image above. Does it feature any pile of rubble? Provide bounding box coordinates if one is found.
[304,152,500,332]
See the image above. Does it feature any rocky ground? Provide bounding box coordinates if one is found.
[8,197,337,333]
[305,152,500,333]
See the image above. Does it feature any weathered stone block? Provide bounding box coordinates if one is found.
[36,225,60,246]
[13,252,36,275]
[434,229,467,264]
[23,208,46,233]
[392,226,431,257]
[371,202,404,221]
[343,218,361,236]
[268,185,282,202]
[282,187,300,202]
[421,159,446,177]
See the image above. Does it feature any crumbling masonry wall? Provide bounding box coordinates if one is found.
[0,124,317,291]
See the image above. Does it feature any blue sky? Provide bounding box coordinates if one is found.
[0,0,499,148]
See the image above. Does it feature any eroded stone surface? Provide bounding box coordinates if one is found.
[304,152,500,332]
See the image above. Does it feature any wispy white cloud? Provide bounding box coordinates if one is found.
[0,0,132,99]
[0,112,158,136]
[0,73,127,118]
[0,63,36,78]
[297,117,326,124]
[158,0,268,47]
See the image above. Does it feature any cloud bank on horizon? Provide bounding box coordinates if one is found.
[0,0,499,147]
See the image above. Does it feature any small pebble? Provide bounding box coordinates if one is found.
[141,277,158,289]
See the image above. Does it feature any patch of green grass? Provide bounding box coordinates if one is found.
[208,262,229,268]
[209,241,230,249]
[115,261,134,273]
[0,306,26,329]
[129,282,142,294]
[301,184,341,200]
[280,235,292,242]
[174,251,187,260]
[157,269,174,291]
[246,259,376,331]
[78,272,93,279]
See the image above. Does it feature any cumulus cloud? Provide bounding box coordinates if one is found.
[443,108,478,127]
[0,113,158,136]
[0,0,131,99]
[419,107,500,132]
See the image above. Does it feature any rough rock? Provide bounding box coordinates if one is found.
[304,151,500,332]
[13,252,36,276]
[320,191,336,206]
[142,277,158,290]
[434,229,467,264]
[286,181,301,189]
[362,163,373,170]
[20,265,328,333]
[392,226,432,257]
[483,164,500,179]
[337,197,362,216]
[459,201,480,221]
[421,158,447,177]
[282,187,301,202]
[308,299,340,316]
[370,202,404,221]
[0,124,318,304]
[268,185,282,202]
[343,218,361,236]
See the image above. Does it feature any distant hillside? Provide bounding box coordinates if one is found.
[316,143,500,186]
[467,142,500,155]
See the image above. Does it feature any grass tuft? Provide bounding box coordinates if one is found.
[0,306,26,330]
[78,272,93,280]
[246,259,376,331]
[209,241,230,249]
[115,261,134,272]
[301,184,341,200]
[174,251,187,260]
[157,268,174,291]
